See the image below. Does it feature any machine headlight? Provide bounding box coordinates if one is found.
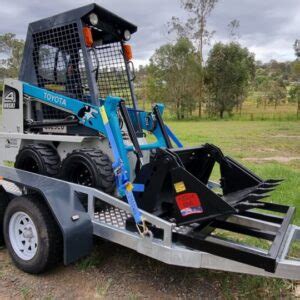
[89,13,99,26]
[123,30,131,41]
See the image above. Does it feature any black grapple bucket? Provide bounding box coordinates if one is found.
[132,145,295,273]
[134,144,282,226]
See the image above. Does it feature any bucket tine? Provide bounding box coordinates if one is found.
[265,179,284,184]
[244,193,270,202]
[236,201,266,210]
[255,187,276,194]
[261,182,281,188]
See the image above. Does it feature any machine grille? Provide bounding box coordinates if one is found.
[32,23,89,101]
[91,42,134,107]
[31,23,88,120]
[29,24,134,121]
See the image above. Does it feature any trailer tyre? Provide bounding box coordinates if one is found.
[0,188,10,245]
[60,149,115,194]
[15,144,60,177]
[3,195,62,274]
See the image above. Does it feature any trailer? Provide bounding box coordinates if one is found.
[0,3,299,278]
[0,166,299,278]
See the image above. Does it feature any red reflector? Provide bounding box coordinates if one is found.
[176,193,203,217]
[83,27,93,47]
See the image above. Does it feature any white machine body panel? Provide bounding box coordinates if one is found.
[1,79,24,134]
[0,79,24,165]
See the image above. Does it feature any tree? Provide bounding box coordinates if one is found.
[136,63,166,110]
[291,60,300,81]
[168,0,218,117]
[205,42,255,118]
[254,74,271,109]
[266,79,286,109]
[148,38,201,119]
[289,40,300,117]
[0,33,25,79]
[288,84,300,117]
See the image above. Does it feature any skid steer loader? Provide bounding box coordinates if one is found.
[0,3,299,278]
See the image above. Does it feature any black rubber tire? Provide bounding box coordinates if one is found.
[60,149,115,194]
[15,144,60,177]
[0,188,10,246]
[3,195,62,274]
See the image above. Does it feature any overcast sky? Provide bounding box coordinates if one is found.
[0,0,299,65]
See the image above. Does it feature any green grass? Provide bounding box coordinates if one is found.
[167,120,300,224]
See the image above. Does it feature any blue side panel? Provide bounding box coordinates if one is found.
[23,83,106,135]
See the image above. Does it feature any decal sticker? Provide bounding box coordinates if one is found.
[99,106,109,124]
[176,193,203,217]
[43,126,67,134]
[78,105,98,125]
[43,91,67,107]
[3,86,19,109]
[174,181,186,193]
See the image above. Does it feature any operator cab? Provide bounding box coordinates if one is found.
[19,4,138,132]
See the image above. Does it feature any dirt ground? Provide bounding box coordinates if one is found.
[0,238,298,300]
[0,239,228,299]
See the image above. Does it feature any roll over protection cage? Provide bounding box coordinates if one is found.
[19,3,139,110]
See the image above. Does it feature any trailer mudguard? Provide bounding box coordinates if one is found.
[0,166,93,265]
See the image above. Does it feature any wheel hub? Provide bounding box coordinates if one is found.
[9,212,38,260]
[23,227,34,239]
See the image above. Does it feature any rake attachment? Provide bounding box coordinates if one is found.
[130,145,293,272]
[134,144,283,226]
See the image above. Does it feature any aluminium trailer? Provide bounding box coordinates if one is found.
[0,166,299,280]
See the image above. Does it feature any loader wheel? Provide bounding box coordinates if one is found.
[3,195,62,274]
[15,144,60,177]
[60,149,115,194]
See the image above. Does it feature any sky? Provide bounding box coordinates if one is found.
[0,0,299,65]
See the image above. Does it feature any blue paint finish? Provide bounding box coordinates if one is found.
[23,83,106,135]
[125,143,161,151]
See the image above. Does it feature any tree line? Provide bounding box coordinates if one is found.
[135,0,300,119]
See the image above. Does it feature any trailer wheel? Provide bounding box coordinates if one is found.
[15,144,60,177]
[60,149,115,194]
[3,195,62,274]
